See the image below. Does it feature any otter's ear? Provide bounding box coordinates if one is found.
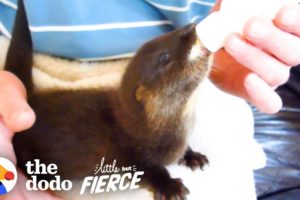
[135,85,151,103]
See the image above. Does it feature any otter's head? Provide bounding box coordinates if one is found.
[120,24,213,129]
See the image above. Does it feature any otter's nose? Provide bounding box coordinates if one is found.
[180,23,196,37]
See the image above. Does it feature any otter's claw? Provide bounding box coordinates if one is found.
[179,147,209,170]
[153,178,190,200]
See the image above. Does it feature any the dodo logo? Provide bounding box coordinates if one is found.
[0,157,17,195]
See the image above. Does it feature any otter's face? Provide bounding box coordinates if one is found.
[135,24,211,92]
[122,24,212,122]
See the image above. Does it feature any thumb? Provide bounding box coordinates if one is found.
[0,118,16,164]
[0,71,35,133]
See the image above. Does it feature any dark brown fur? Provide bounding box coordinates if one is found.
[5,1,212,199]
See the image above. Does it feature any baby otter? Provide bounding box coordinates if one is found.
[5,0,212,199]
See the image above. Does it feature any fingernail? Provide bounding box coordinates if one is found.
[263,93,282,114]
[247,20,268,39]
[9,107,32,122]
[281,8,298,27]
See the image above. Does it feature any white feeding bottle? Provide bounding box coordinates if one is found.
[196,0,300,52]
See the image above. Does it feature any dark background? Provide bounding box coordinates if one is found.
[254,66,300,200]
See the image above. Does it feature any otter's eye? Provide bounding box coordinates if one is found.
[159,53,170,65]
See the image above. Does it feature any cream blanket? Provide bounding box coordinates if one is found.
[0,36,265,200]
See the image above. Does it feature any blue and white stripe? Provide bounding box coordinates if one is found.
[28,20,173,32]
[0,0,215,61]
[145,0,214,12]
[0,0,17,10]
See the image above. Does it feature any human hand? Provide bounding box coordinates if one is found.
[0,71,61,199]
[210,4,300,114]
[0,71,35,133]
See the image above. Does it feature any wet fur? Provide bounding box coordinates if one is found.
[5,0,212,199]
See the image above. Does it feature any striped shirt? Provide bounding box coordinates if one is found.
[0,0,215,61]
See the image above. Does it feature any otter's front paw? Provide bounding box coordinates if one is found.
[153,178,190,200]
[143,165,190,200]
[179,147,209,170]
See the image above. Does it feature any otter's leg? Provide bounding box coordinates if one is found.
[179,147,209,170]
[142,165,190,200]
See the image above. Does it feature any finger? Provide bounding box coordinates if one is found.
[225,34,290,87]
[275,4,300,36]
[212,0,222,11]
[1,192,26,200]
[0,118,16,164]
[0,171,64,200]
[0,184,27,200]
[211,50,282,114]
[211,60,282,114]
[24,190,64,200]
[243,17,300,66]
[0,71,35,132]
[17,173,64,200]
[244,73,282,114]
[1,172,28,200]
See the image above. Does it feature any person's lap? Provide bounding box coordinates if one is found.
[254,66,300,200]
